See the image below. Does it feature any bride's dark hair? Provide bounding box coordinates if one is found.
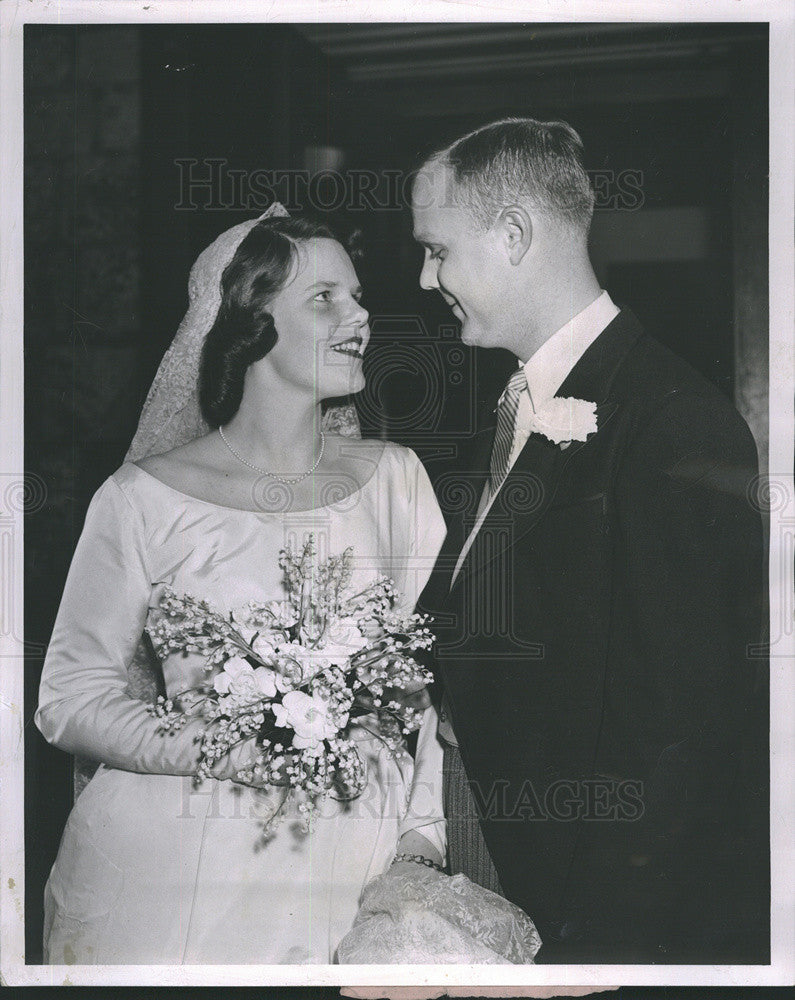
[199,215,361,427]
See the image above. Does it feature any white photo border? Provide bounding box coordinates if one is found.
[1,0,793,988]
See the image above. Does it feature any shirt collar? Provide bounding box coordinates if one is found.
[519,291,619,405]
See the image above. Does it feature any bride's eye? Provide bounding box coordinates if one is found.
[313,290,332,303]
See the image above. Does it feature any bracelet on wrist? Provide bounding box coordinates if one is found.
[392,851,444,873]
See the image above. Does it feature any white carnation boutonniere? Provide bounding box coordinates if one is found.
[529,396,599,450]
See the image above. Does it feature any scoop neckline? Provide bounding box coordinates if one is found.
[127,443,389,515]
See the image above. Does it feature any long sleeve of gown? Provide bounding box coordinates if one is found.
[395,450,447,859]
[35,475,226,777]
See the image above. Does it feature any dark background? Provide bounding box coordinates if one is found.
[23,22,769,964]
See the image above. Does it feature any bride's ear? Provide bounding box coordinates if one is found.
[499,206,532,265]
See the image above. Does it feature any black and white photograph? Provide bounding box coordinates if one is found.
[1,0,793,990]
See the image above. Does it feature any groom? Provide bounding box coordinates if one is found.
[412,118,767,963]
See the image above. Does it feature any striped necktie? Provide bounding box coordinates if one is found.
[481,367,528,512]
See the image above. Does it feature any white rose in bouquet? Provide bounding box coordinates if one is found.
[321,617,368,663]
[213,656,277,700]
[273,690,345,752]
[212,656,255,695]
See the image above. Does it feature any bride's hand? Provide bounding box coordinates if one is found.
[212,744,294,789]
[383,681,431,713]
[159,649,215,708]
[354,682,431,715]
[393,829,445,871]
[233,758,292,789]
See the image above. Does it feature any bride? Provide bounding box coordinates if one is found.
[35,205,448,965]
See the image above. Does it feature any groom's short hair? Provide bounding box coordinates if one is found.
[425,117,595,234]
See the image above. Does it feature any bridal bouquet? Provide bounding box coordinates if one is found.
[147,537,434,823]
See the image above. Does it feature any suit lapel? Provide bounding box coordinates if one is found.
[448,308,643,596]
[429,407,498,597]
[449,427,562,596]
[467,413,499,520]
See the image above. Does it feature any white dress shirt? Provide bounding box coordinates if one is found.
[451,291,619,586]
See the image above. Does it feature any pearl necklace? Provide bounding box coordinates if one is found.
[218,426,326,484]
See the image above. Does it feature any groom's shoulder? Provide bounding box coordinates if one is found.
[614,321,739,418]
[615,320,717,400]
[612,325,757,463]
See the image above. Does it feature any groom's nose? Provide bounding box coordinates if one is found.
[419,255,440,291]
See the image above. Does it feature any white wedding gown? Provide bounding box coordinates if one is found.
[36,443,447,965]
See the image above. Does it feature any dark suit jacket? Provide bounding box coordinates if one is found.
[420,309,768,963]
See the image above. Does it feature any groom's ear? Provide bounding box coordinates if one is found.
[500,206,532,265]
